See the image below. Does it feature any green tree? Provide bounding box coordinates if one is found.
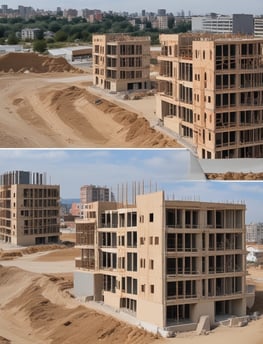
[33,39,47,53]
[54,30,68,42]
[175,21,191,33]
[7,32,19,44]
[36,29,44,40]
[48,21,61,33]
[168,17,175,29]
[0,25,5,38]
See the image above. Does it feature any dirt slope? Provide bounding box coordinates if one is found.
[0,52,81,73]
[206,172,263,180]
[0,265,157,344]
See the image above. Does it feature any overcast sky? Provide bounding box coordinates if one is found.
[0,149,262,223]
[4,0,263,15]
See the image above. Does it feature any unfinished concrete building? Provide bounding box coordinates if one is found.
[92,34,151,92]
[156,33,263,159]
[0,171,60,246]
[74,190,254,333]
[80,184,110,204]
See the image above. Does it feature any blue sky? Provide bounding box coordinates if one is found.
[3,0,263,15]
[0,149,262,223]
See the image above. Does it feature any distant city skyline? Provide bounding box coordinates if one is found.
[0,149,262,223]
[2,0,263,15]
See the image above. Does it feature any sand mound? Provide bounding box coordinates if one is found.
[0,52,82,73]
[0,265,156,344]
[0,244,70,260]
[206,172,263,180]
[47,85,179,147]
[0,72,181,147]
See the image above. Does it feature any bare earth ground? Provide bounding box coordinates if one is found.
[206,172,263,180]
[0,73,180,148]
[0,245,263,344]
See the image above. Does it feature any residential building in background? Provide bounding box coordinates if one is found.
[63,8,78,20]
[74,190,253,333]
[156,33,263,159]
[254,17,263,37]
[80,184,111,204]
[192,15,232,34]
[0,171,60,246]
[246,223,263,243]
[92,34,151,92]
[21,28,41,40]
[18,5,35,19]
[152,15,169,30]
[70,202,81,217]
[158,9,166,16]
[192,14,254,35]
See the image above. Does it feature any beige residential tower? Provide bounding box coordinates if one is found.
[74,190,254,333]
[93,33,151,92]
[0,171,60,246]
[156,33,263,159]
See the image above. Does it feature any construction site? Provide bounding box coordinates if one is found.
[74,187,255,335]
[156,33,263,159]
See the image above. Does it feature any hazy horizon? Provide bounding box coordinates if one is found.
[2,0,263,16]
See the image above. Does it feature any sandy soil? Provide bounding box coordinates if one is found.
[206,172,263,180]
[33,248,79,262]
[0,246,263,344]
[60,232,76,243]
[0,72,180,148]
[0,265,157,344]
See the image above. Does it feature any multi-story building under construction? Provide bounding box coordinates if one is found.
[156,33,263,159]
[92,34,151,92]
[74,190,254,333]
[80,184,110,204]
[0,170,60,246]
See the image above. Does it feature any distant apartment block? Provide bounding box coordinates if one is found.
[0,171,60,246]
[80,184,111,204]
[192,14,254,35]
[92,34,151,92]
[158,9,166,16]
[254,17,263,37]
[21,28,41,40]
[152,16,169,30]
[70,202,81,217]
[246,223,263,243]
[63,8,78,19]
[74,190,253,333]
[18,5,35,19]
[156,33,263,159]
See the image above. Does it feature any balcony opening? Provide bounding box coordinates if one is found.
[166,304,190,325]
[167,233,176,251]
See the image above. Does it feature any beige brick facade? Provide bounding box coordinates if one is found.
[93,34,151,92]
[0,171,60,246]
[74,191,252,332]
[156,33,263,159]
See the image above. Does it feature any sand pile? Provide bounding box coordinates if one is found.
[0,52,82,73]
[0,265,156,344]
[0,71,181,147]
[0,244,70,260]
[206,172,263,180]
[48,85,180,148]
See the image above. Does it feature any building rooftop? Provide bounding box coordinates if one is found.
[94,33,151,42]
[0,170,49,186]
